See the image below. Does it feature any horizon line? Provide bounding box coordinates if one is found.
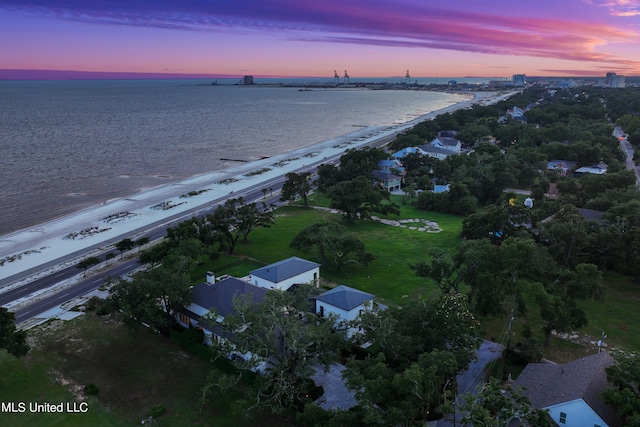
[0,69,626,82]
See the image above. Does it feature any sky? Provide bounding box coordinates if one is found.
[1,0,640,80]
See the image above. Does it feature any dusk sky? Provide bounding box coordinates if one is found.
[1,0,640,79]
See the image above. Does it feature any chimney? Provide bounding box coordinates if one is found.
[206,271,215,284]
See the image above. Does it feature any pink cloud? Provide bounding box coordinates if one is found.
[2,1,639,75]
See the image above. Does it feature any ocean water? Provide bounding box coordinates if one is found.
[0,79,466,235]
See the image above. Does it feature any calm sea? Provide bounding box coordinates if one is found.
[0,79,467,235]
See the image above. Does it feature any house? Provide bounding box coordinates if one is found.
[433,184,451,194]
[372,169,402,192]
[377,159,405,175]
[175,275,267,344]
[249,256,320,291]
[315,285,377,336]
[547,160,577,176]
[428,130,462,153]
[514,352,621,427]
[420,144,456,160]
[575,163,608,175]
[392,146,427,160]
[506,106,528,123]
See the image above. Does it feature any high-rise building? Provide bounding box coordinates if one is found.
[605,72,625,88]
[512,74,526,86]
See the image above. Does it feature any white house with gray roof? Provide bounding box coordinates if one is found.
[514,351,621,427]
[315,285,376,337]
[249,256,320,291]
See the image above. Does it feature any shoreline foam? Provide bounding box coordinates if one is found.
[0,90,515,284]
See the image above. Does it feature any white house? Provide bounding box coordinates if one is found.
[392,146,427,160]
[315,285,376,338]
[249,256,320,291]
[420,144,455,160]
[575,162,608,175]
[514,352,621,427]
[428,131,462,153]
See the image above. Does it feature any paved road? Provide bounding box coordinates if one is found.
[615,126,640,188]
[431,340,505,427]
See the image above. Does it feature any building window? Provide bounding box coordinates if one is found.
[559,412,567,424]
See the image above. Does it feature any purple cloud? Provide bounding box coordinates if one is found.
[1,0,638,69]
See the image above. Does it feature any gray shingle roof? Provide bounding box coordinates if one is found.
[420,144,453,156]
[251,256,319,283]
[514,352,621,427]
[371,170,401,181]
[191,277,267,317]
[315,285,374,311]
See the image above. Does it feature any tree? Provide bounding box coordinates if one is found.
[0,307,29,357]
[410,249,461,292]
[108,259,193,333]
[344,293,481,424]
[602,354,640,427]
[327,176,399,222]
[212,285,346,414]
[280,172,313,207]
[135,236,150,252]
[344,349,459,425]
[207,197,275,253]
[539,205,600,267]
[115,238,135,259]
[459,377,553,427]
[290,222,374,270]
[77,256,100,277]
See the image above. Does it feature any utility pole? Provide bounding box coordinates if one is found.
[507,309,515,350]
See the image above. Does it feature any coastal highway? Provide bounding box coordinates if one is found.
[6,129,399,326]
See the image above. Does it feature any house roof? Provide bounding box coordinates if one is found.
[433,184,450,193]
[316,285,374,311]
[371,170,401,182]
[251,256,320,283]
[547,159,577,170]
[420,144,453,156]
[514,352,621,427]
[575,163,608,174]
[189,277,267,318]
[377,159,402,169]
[392,147,426,158]
[431,136,460,148]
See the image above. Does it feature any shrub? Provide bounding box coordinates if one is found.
[148,404,166,418]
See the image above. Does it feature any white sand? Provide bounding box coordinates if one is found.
[0,90,516,286]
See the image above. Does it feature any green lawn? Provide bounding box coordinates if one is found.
[232,202,463,305]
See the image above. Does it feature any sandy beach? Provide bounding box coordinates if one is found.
[0,90,515,286]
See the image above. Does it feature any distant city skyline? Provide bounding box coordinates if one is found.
[1,0,640,80]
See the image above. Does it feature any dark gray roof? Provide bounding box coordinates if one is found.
[371,170,401,181]
[191,277,267,317]
[577,208,605,222]
[420,144,453,155]
[514,352,621,427]
[251,256,320,283]
[315,285,374,311]
[432,136,460,147]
